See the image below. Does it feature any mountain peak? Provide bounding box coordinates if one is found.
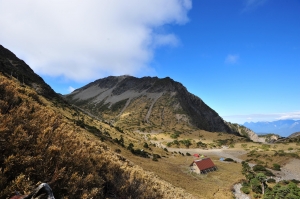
[65,75,257,139]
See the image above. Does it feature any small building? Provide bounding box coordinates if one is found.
[190,158,217,174]
[193,154,199,158]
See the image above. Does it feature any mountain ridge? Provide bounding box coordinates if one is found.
[0,45,60,101]
[0,44,260,141]
[65,75,260,141]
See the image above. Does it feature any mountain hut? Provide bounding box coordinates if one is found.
[190,158,217,174]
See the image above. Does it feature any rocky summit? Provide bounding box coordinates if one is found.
[65,75,259,140]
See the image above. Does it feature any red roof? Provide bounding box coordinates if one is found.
[191,158,215,170]
[9,196,27,199]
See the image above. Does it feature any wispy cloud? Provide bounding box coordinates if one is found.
[225,54,239,64]
[223,111,300,124]
[68,86,75,93]
[242,0,268,12]
[276,112,300,120]
[0,0,192,82]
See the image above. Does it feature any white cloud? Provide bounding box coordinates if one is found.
[0,0,192,82]
[276,112,300,120]
[225,54,239,64]
[152,34,179,48]
[223,111,300,124]
[68,86,75,93]
[242,0,268,12]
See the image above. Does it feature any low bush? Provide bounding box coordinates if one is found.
[272,163,281,171]
[291,179,300,184]
[241,186,250,194]
[253,164,266,172]
[267,178,276,183]
[224,158,234,162]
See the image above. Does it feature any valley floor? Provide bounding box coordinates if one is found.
[151,140,300,182]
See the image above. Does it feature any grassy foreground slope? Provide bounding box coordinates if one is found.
[0,74,195,199]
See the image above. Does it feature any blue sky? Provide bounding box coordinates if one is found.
[0,0,299,124]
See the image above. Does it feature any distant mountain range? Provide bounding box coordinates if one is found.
[243,120,300,137]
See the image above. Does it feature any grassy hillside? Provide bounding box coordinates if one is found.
[0,74,196,199]
[2,73,299,199]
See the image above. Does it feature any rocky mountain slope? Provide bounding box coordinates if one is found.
[65,75,260,141]
[0,45,60,101]
[289,131,300,138]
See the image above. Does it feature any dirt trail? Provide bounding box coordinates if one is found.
[233,184,250,199]
[274,159,300,181]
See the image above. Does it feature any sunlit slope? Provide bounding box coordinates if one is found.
[0,74,196,198]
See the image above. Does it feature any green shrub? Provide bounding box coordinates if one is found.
[267,178,276,183]
[241,186,250,194]
[179,139,192,148]
[291,179,300,184]
[152,154,161,161]
[272,163,281,171]
[196,141,207,148]
[253,164,266,172]
[250,178,262,194]
[264,170,275,177]
[143,142,149,148]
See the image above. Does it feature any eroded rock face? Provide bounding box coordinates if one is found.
[247,129,266,143]
[226,122,263,142]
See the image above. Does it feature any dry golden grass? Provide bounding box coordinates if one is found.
[4,74,300,199]
[234,142,300,168]
[0,75,197,199]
